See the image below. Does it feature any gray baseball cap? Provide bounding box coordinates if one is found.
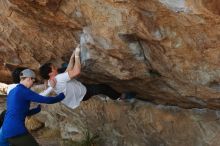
[20,69,36,78]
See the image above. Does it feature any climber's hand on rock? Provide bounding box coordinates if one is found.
[75,44,81,57]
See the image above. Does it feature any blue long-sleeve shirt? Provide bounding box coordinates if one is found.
[2,84,65,139]
[27,104,41,116]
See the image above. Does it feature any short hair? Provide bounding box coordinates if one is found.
[39,63,52,80]
[11,67,27,83]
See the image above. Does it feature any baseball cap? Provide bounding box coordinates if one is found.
[20,69,36,78]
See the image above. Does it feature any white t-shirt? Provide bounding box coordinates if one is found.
[7,84,17,95]
[52,72,87,109]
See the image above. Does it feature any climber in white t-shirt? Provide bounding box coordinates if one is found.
[39,45,136,109]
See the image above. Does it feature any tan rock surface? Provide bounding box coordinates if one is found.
[36,97,220,146]
[0,0,220,109]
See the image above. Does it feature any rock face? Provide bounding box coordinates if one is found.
[36,97,220,146]
[0,0,220,109]
[1,1,220,144]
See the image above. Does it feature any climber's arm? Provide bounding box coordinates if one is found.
[67,46,81,79]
